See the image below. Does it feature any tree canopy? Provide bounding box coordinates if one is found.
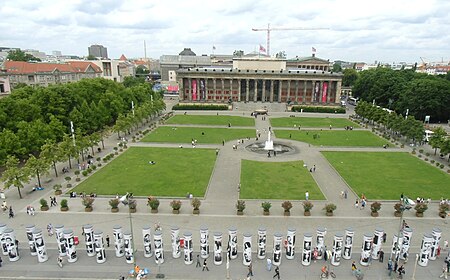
[7,49,41,62]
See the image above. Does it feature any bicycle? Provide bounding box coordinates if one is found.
[320,266,336,279]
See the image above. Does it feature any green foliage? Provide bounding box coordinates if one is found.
[332,63,343,73]
[236,200,246,211]
[303,201,314,211]
[123,76,146,88]
[429,127,447,155]
[291,106,345,114]
[172,104,229,111]
[147,196,160,209]
[1,155,30,198]
[342,68,358,86]
[40,198,48,208]
[414,202,428,213]
[261,201,272,211]
[170,199,182,210]
[191,198,201,210]
[82,197,95,208]
[282,201,293,211]
[128,199,137,209]
[60,199,68,208]
[370,201,382,213]
[7,49,41,62]
[323,203,337,213]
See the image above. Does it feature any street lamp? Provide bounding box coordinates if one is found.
[392,195,411,263]
[412,253,419,279]
[121,194,136,270]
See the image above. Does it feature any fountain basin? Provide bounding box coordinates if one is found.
[245,142,296,155]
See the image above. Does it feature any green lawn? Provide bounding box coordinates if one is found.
[141,126,255,144]
[270,117,359,128]
[322,152,450,200]
[240,160,324,200]
[73,147,216,197]
[275,130,389,147]
[166,115,255,126]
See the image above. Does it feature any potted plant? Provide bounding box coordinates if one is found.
[414,202,428,217]
[74,170,81,182]
[128,199,137,213]
[439,203,449,218]
[281,201,293,216]
[148,196,160,213]
[82,197,95,212]
[394,202,403,217]
[303,201,314,216]
[370,202,382,217]
[53,184,63,195]
[191,198,201,214]
[261,201,271,216]
[65,176,72,188]
[170,200,182,214]
[40,198,49,211]
[236,200,245,215]
[109,198,120,213]
[323,203,337,216]
[60,199,69,211]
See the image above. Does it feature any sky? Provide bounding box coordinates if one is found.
[1,0,449,63]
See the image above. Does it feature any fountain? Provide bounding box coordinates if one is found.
[264,131,274,151]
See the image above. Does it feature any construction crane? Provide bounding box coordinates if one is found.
[252,23,329,56]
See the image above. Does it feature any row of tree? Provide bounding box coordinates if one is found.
[351,68,450,123]
[355,101,425,144]
[1,77,166,198]
[0,78,164,165]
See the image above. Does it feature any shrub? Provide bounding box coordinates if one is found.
[40,198,48,208]
[191,198,201,210]
[261,201,272,212]
[103,158,108,162]
[303,201,314,212]
[414,203,428,214]
[65,176,71,183]
[74,170,80,176]
[96,157,101,162]
[431,160,435,164]
[440,164,444,169]
[91,165,97,170]
[82,197,95,208]
[170,200,182,210]
[370,202,382,213]
[426,152,430,156]
[147,197,160,210]
[60,199,68,208]
[439,203,450,215]
[419,149,424,154]
[281,201,293,212]
[418,154,422,158]
[53,184,62,191]
[109,198,120,209]
[173,104,229,111]
[436,162,440,167]
[323,203,337,213]
[291,106,346,114]
[82,170,89,176]
[424,158,429,161]
[128,199,137,210]
[236,200,246,212]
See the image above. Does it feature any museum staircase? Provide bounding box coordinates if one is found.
[232,102,287,113]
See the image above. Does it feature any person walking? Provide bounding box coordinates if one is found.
[8,206,14,218]
[351,261,357,275]
[57,256,63,268]
[266,258,272,271]
[247,263,253,277]
[388,259,393,277]
[397,264,405,279]
[0,256,2,267]
[439,263,448,279]
[202,258,209,271]
[379,248,384,262]
[196,255,201,268]
[305,191,309,201]
[273,265,280,279]
[106,235,110,247]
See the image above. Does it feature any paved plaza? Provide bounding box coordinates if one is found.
[1,100,449,280]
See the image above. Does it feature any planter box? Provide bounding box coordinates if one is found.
[111,208,119,213]
[60,207,69,212]
[41,206,49,211]
[439,213,447,218]
[129,208,137,213]
[304,211,311,216]
[85,207,93,212]
[394,212,402,217]
[151,209,158,214]
[371,212,379,217]
[325,212,333,216]
[54,190,62,195]
[172,209,180,214]
[415,212,424,217]
[193,209,200,215]
[263,211,270,216]
[284,211,290,216]
[237,210,243,216]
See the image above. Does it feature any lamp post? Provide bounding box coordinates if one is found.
[124,195,136,270]
[412,253,419,279]
[393,196,408,263]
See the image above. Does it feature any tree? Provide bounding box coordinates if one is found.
[59,134,78,169]
[2,155,30,199]
[332,63,343,73]
[136,65,149,75]
[429,127,447,155]
[40,140,64,177]
[123,76,146,88]
[342,69,359,87]
[7,49,41,62]
[86,54,97,60]
[25,154,50,189]
[440,138,450,161]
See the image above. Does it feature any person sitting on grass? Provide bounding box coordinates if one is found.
[149,161,156,165]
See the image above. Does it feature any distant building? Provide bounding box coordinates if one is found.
[160,48,211,81]
[2,61,102,88]
[118,54,136,78]
[0,70,11,95]
[88,44,108,59]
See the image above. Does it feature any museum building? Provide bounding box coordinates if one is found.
[177,55,343,104]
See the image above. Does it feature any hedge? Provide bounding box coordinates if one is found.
[291,106,346,114]
[172,104,229,111]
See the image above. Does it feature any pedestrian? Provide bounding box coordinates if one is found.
[351,261,357,275]
[247,263,253,277]
[344,189,348,199]
[222,140,225,146]
[202,258,209,271]
[383,233,387,243]
[8,206,14,218]
[355,199,359,208]
[305,191,309,201]
[266,258,272,271]
[313,165,316,172]
[0,256,2,267]
[81,227,85,236]
[445,240,449,250]
[394,261,399,274]
[106,235,110,247]
[273,265,280,279]
[57,256,63,268]
[397,264,405,279]
[196,254,201,268]
[388,259,393,277]
[379,248,384,262]
[439,263,448,279]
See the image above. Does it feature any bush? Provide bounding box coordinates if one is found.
[323,203,337,213]
[440,164,444,169]
[170,200,182,210]
[82,197,95,208]
[109,198,120,209]
[128,199,137,210]
[370,202,382,213]
[436,162,440,167]
[60,199,68,208]
[281,201,293,212]
[418,154,422,158]
[261,201,272,212]
[424,158,429,161]
[191,198,201,210]
[291,106,346,114]
[96,157,101,162]
[414,203,428,214]
[103,158,108,162]
[431,160,435,164]
[91,165,97,170]
[82,170,88,176]
[303,201,314,212]
[65,176,71,182]
[74,170,80,176]
[40,198,48,208]
[147,197,160,210]
[419,149,424,154]
[426,152,430,156]
[236,200,246,212]
[172,104,229,111]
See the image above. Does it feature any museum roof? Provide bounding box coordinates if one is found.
[177,66,342,76]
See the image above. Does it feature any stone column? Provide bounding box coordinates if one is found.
[229,79,233,101]
[204,79,209,101]
[253,79,258,102]
[245,79,250,102]
[287,80,291,101]
[262,80,266,102]
[270,80,274,102]
[238,79,242,102]
[326,81,332,103]
[295,80,299,102]
[303,81,307,103]
[188,78,192,101]
[335,81,342,103]
[319,81,324,103]
[221,79,225,101]
[178,78,184,101]
[213,79,217,101]
[278,80,282,102]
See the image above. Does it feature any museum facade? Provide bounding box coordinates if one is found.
[177,55,343,104]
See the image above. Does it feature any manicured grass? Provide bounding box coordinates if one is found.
[73,147,216,197]
[141,126,255,144]
[322,152,450,200]
[240,160,324,200]
[166,115,255,126]
[270,117,359,128]
[275,130,389,147]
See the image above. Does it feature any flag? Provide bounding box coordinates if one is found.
[212,46,216,50]
[312,47,317,53]
[259,44,266,53]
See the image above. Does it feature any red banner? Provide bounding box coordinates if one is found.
[321,82,328,103]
